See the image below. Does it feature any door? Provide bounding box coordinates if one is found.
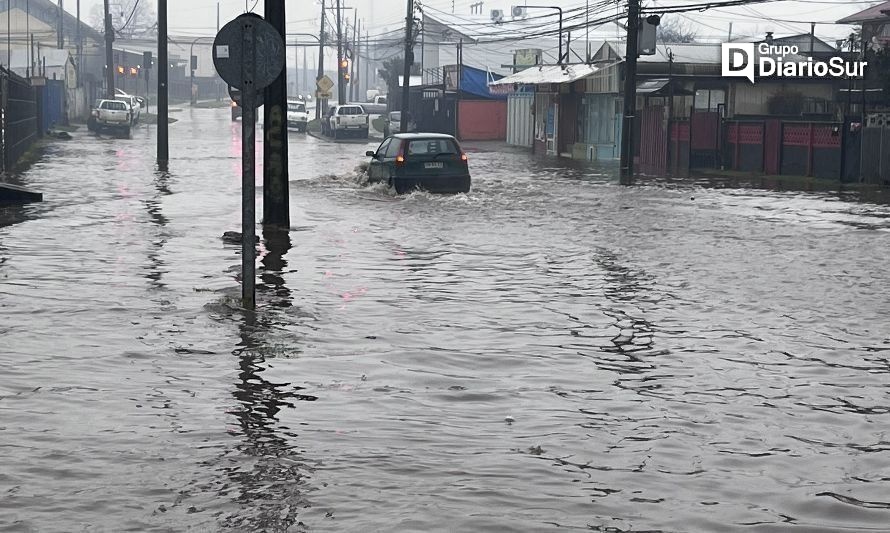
[368,139,391,182]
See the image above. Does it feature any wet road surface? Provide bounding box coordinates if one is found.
[2,108,890,532]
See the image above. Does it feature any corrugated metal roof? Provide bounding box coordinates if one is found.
[837,1,890,24]
[488,63,599,93]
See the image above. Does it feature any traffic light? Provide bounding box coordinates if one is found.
[117,65,125,74]
[130,67,138,77]
[340,58,349,70]
[143,51,153,69]
[191,55,198,71]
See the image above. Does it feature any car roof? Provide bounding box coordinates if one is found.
[390,133,456,140]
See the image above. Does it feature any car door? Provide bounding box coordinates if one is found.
[369,139,390,181]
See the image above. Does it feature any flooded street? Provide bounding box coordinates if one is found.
[2,108,890,532]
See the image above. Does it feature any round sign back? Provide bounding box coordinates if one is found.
[213,13,285,91]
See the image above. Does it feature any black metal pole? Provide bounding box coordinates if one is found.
[619,0,640,184]
[336,0,345,104]
[401,0,414,132]
[241,18,257,309]
[263,0,290,228]
[104,0,114,98]
[316,0,326,119]
[158,0,169,168]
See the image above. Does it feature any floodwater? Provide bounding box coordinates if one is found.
[2,108,890,532]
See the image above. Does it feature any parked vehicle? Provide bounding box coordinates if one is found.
[362,95,388,115]
[286,98,309,132]
[383,111,417,137]
[328,104,368,139]
[93,99,132,136]
[366,133,470,194]
[87,99,102,132]
[114,93,141,124]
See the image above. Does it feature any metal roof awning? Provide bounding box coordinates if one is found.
[488,64,599,94]
[636,78,693,96]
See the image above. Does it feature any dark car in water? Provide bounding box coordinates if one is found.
[366,133,470,194]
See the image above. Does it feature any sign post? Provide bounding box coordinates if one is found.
[214,14,285,309]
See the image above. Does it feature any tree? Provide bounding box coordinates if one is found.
[658,17,697,44]
[89,1,157,38]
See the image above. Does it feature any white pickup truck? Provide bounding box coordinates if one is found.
[286,98,309,132]
[93,99,132,135]
[328,104,368,139]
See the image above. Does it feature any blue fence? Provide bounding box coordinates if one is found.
[40,80,65,133]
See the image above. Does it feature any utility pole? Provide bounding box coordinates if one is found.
[401,0,414,132]
[316,0,326,119]
[336,0,345,104]
[263,0,290,227]
[355,19,361,100]
[57,0,64,49]
[302,46,308,95]
[350,17,358,101]
[104,0,114,98]
[618,0,639,184]
[76,0,82,85]
[158,0,169,169]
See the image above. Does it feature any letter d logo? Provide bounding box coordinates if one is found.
[722,43,755,84]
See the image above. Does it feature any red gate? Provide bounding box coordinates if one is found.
[638,106,667,175]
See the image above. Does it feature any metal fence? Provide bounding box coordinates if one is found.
[1,68,39,173]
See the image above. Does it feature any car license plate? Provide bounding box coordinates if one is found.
[425,162,444,169]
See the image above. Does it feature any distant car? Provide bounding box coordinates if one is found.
[286,98,309,132]
[366,133,470,194]
[383,111,417,137]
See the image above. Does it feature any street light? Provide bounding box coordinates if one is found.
[516,5,564,64]
[190,36,215,106]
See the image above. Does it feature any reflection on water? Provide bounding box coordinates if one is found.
[2,109,890,531]
[220,310,314,531]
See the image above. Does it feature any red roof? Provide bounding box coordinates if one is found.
[837,1,890,24]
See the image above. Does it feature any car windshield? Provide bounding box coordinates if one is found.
[101,101,127,111]
[390,112,401,121]
[288,103,306,112]
[406,139,458,156]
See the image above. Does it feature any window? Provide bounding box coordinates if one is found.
[376,139,391,159]
[339,106,364,115]
[407,139,458,156]
[101,101,127,110]
[288,103,306,112]
[694,89,725,111]
[385,139,402,158]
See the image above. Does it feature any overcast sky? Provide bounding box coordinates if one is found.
[72,0,874,44]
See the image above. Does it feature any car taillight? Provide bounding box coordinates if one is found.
[231,101,237,108]
[461,153,468,162]
[396,155,405,165]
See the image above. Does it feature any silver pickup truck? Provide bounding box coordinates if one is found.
[93,99,132,136]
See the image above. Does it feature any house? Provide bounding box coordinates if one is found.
[0,0,103,119]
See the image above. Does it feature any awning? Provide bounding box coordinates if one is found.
[636,78,693,96]
[488,64,599,94]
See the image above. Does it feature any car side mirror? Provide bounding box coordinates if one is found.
[366,151,376,158]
